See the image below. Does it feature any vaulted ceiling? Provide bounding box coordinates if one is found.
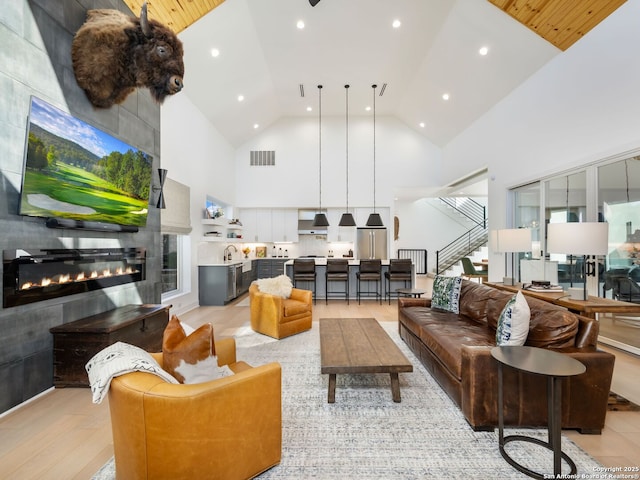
[124,0,626,148]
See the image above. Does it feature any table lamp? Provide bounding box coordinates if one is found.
[546,222,609,300]
[496,228,532,285]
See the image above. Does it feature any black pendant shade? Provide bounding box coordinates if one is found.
[366,213,384,227]
[313,213,329,227]
[339,213,356,226]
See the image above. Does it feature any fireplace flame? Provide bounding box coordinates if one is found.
[17,267,139,291]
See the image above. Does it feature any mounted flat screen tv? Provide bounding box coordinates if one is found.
[18,96,153,230]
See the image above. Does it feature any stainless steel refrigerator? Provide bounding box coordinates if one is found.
[357,228,388,259]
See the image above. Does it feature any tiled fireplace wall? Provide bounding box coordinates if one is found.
[0,0,163,414]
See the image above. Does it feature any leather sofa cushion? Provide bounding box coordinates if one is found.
[458,281,507,325]
[282,298,310,317]
[487,294,578,348]
[401,307,494,381]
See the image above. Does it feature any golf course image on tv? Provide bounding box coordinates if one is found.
[18,97,153,227]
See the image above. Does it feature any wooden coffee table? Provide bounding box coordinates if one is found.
[319,318,413,403]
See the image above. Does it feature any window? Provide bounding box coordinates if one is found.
[161,234,179,294]
[161,234,190,298]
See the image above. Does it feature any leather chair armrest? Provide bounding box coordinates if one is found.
[289,287,312,304]
[398,297,431,309]
[214,337,237,366]
[252,288,284,316]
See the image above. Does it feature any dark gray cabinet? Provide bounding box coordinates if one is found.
[199,265,236,305]
[256,259,287,279]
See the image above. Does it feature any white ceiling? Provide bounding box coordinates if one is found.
[177,0,560,150]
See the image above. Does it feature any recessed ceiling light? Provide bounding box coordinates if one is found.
[253,123,259,129]
[419,122,425,128]
[306,106,312,112]
[392,19,401,28]
[210,48,220,58]
[297,20,305,29]
[442,93,450,101]
[365,106,371,112]
[237,95,245,102]
[479,46,489,56]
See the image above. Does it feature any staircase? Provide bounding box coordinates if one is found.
[435,198,487,274]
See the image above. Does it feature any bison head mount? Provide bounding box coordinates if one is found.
[72,2,184,109]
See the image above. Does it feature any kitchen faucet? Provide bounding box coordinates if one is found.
[224,244,237,261]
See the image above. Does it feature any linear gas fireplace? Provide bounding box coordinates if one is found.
[3,247,146,307]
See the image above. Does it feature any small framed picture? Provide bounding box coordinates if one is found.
[256,246,267,258]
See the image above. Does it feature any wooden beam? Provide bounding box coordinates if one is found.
[487,0,627,51]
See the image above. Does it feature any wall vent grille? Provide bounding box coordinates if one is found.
[250,150,276,166]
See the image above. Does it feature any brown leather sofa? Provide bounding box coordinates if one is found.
[108,338,282,480]
[398,280,615,434]
[249,283,312,339]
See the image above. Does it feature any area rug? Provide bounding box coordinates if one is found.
[93,321,603,479]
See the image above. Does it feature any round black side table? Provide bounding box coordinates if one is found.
[395,288,426,298]
[491,346,586,479]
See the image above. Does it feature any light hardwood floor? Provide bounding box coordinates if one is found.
[1,278,639,479]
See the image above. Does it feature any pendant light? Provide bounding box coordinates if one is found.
[313,84,329,227]
[339,84,356,227]
[366,84,384,227]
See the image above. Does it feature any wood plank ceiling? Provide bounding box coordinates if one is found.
[488,0,627,51]
[123,0,225,34]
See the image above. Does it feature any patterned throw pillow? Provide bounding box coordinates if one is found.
[431,275,463,314]
[496,291,531,346]
[163,315,233,384]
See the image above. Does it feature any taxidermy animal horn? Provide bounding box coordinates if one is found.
[140,2,152,38]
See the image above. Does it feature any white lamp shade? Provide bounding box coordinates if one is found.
[547,222,609,255]
[496,228,532,253]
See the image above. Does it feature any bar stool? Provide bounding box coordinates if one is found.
[325,259,350,304]
[384,259,412,304]
[293,259,317,304]
[356,259,382,304]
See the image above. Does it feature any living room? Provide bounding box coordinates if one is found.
[1,0,640,478]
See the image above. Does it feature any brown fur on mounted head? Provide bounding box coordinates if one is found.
[71,2,184,108]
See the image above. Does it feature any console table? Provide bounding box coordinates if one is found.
[484,281,640,319]
[50,304,171,387]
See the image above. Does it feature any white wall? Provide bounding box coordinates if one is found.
[235,115,442,211]
[161,94,236,313]
[442,0,640,281]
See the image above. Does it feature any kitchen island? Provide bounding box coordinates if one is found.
[284,258,415,301]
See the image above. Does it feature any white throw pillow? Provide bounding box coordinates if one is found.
[85,341,178,404]
[255,274,293,298]
[174,355,234,384]
[496,291,531,346]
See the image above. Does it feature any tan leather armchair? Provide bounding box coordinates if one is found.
[108,337,281,480]
[249,283,312,339]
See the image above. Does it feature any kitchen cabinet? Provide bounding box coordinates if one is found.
[240,208,298,243]
[240,208,272,242]
[256,258,287,279]
[199,264,242,305]
[271,208,298,242]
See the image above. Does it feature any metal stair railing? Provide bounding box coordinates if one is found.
[439,197,486,227]
[436,223,488,274]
